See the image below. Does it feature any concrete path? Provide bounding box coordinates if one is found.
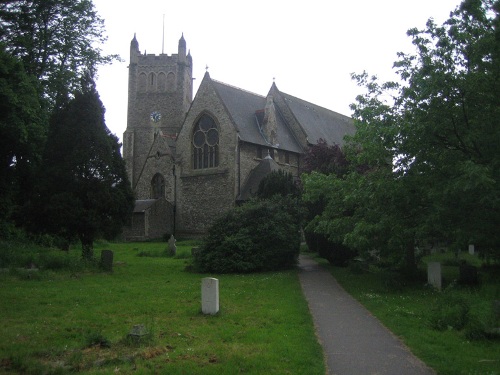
[298,254,435,375]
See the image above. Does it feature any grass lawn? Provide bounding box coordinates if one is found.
[0,241,324,374]
[318,254,500,375]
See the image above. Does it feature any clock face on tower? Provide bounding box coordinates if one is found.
[150,111,161,123]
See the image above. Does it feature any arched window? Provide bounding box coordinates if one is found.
[158,72,167,92]
[138,72,147,92]
[193,114,219,169]
[166,72,176,92]
[148,72,156,91]
[151,173,165,199]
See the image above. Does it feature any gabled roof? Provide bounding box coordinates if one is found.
[210,79,302,153]
[278,91,355,146]
[133,199,157,213]
[205,74,354,152]
[238,156,281,201]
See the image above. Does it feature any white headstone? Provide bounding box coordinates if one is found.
[468,244,475,255]
[427,262,442,290]
[168,235,177,256]
[202,277,219,315]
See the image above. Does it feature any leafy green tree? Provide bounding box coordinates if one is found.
[0,0,117,108]
[256,170,300,199]
[0,43,46,234]
[33,77,134,259]
[303,0,500,273]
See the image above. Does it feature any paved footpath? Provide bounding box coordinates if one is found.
[298,254,436,375]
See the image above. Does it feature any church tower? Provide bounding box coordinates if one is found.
[123,34,193,201]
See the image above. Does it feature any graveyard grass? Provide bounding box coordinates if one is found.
[0,241,325,374]
[320,254,500,375]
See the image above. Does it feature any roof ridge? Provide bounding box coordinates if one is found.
[281,91,351,118]
[211,78,265,98]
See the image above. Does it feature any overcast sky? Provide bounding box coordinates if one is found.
[93,0,462,142]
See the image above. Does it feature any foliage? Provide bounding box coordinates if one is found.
[0,0,118,108]
[194,196,301,273]
[428,293,471,331]
[301,139,358,266]
[256,169,300,199]
[0,43,46,231]
[302,0,500,275]
[301,138,349,176]
[29,77,134,259]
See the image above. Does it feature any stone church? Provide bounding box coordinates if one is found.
[122,34,355,240]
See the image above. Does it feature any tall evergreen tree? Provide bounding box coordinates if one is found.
[0,43,46,234]
[34,77,134,259]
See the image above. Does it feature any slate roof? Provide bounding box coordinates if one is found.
[133,199,157,213]
[209,76,354,152]
[211,80,303,153]
[279,92,355,146]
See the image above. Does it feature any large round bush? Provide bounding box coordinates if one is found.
[194,197,301,273]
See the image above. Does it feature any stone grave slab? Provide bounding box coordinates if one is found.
[202,277,219,315]
[427,262,442,290]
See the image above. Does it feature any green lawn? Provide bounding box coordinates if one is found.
[0,241,324,374]
[318,254,500,375]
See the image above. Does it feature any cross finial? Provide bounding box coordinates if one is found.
[205,64,209,72]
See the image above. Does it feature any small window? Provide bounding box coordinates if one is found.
[148,72,156,91]
[151,173,165,199]
[193,114,219,169]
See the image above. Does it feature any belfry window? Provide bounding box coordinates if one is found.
[151,173,165,199]
[193,114,219,169]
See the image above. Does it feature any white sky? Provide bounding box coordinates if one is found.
[93,0,462,142]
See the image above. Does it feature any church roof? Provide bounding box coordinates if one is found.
[133,199,158,213]
[206,75,354,153]
[278,91,355,146]
[211,79,303,153]
[238,156,281,201]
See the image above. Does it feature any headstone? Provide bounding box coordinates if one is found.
[468,244,475,255]
[168,235,177,256]
[427,262,442,290]
[100,250,113,272]
[202,277,219,315]
[459,263,479,285]
[127,324,149,343]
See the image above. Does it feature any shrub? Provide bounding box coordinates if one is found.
[304,230,357,267]
[194,196,301,273]
[428,293,470,331]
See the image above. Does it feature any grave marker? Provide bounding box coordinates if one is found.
[427,262,442,290]
[202,277,219,315]
[168,235,177,256]
[100,250,113,272]
[468,244,475,255]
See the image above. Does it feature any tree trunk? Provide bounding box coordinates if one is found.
[404,240,418,280]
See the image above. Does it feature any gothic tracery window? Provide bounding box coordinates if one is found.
[192,114,219,169]
[151,173,165,199]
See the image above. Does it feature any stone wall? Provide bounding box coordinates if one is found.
[175,76,239,235]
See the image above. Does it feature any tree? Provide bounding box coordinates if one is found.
[0,0,118,108]
[301,139,349,176]
[33,77,134,259]
[194,196,301,273]
[303,0,500,273]
[0,43,46,234]
[256,170,300,199]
